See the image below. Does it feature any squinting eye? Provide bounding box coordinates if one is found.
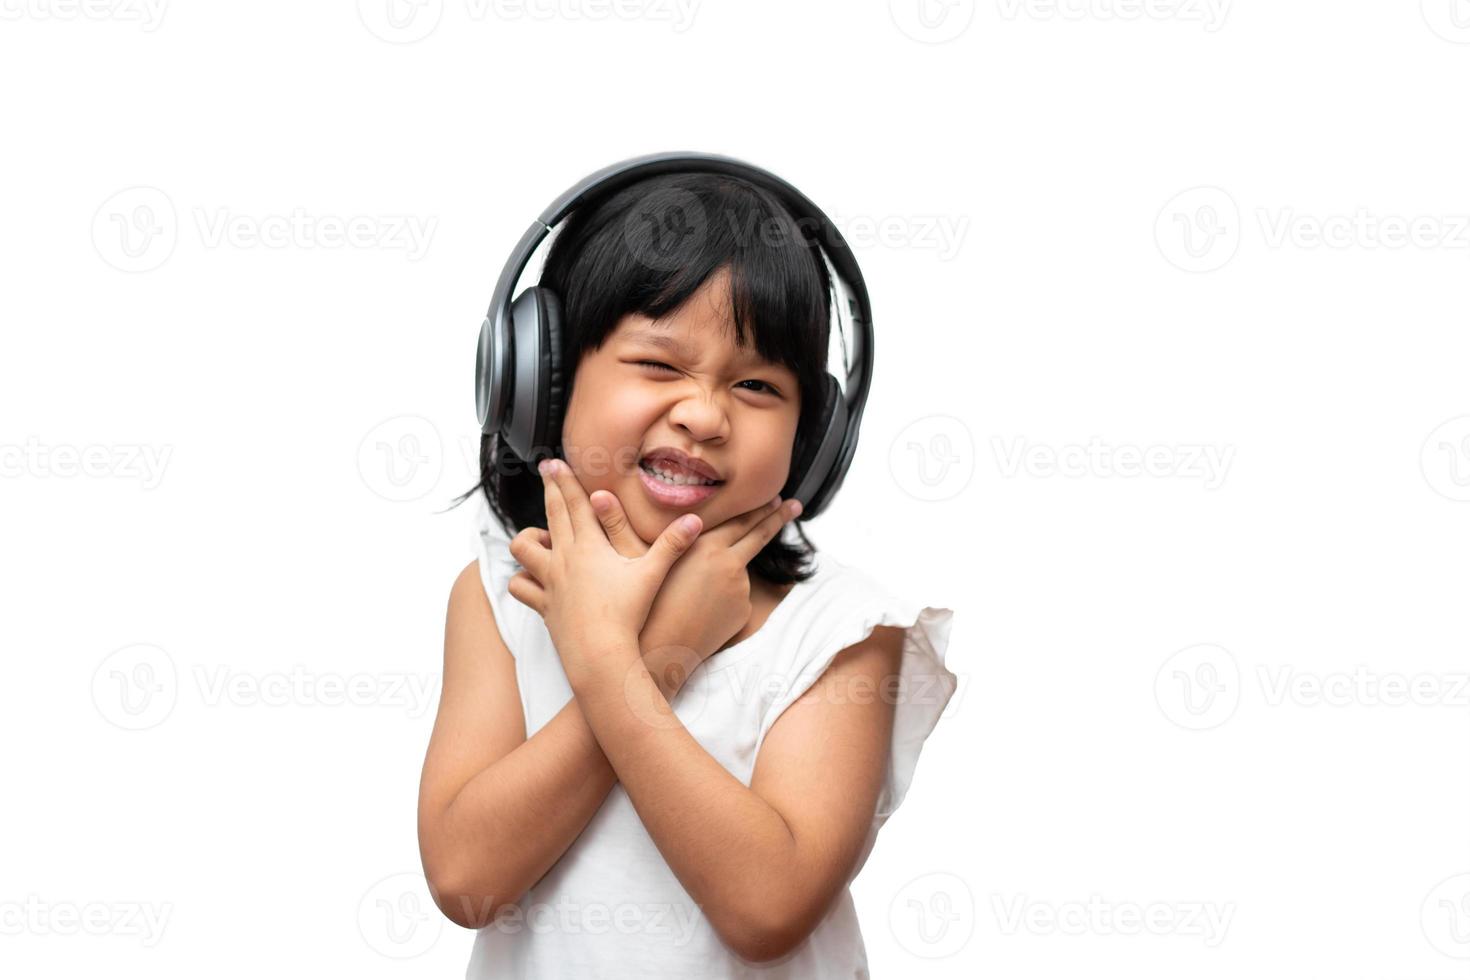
[636,360,781,397]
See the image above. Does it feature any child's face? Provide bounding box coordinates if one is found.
[559,267,802,547]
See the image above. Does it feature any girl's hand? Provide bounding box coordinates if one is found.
[509,476,803,691]
[586,488,802,688]
[508,459,701,674]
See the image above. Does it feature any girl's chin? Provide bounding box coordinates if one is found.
[632,505,723,540]
[626,491,731,543]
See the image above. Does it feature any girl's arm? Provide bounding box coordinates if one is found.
[564,622,905,964]
[416,561,687,929]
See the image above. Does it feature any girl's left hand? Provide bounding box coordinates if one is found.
[511,458,704,673]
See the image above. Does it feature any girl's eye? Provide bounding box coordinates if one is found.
[737,379,780,396]
[635,360,781,397]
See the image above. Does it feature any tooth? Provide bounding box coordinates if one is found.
[643,460,714,487]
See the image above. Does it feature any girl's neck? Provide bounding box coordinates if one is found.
[718,575,796,652]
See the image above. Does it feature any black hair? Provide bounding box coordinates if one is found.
[451,170,836,586]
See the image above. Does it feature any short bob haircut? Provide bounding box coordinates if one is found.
[453,169,837,587]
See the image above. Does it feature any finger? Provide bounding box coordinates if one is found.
[507,570,545,616]
[705,494,788,546]
[508,527,552,583]
[540,459,574,544]
[517,526,550,549]
[640,513,703,582]
[590,490,648,559]
[731,498,803,564]
[545,458,599,540]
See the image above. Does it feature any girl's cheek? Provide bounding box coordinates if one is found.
[561,378,646,482]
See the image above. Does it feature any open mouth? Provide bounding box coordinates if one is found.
[637,459,724,488]
[637,458,724,507]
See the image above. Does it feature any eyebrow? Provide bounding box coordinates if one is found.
[625,326,777,372]
[627,329,698,359]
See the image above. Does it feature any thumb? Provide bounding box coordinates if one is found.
[644,513,701,575]
[590,490,646,558]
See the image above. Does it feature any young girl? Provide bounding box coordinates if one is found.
[418,162,957,977]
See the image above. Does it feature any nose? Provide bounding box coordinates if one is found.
[667,388,730,443]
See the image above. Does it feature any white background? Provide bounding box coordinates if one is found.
[3,1,1469,977]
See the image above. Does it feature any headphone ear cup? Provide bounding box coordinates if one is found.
[501,286,566,462]
[783,372,845,514]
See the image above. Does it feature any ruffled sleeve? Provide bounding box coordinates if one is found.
[467,491,532,659]
[752,562,958,822]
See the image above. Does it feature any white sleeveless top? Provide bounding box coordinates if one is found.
[462,493,958,979]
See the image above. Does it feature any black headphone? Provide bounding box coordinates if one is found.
[474,150,874,521]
